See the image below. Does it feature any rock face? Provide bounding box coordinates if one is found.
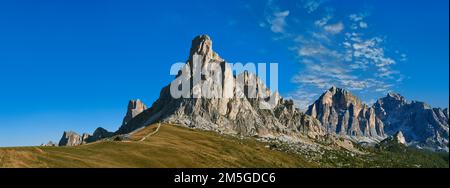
[378,131,408,150]
[306,87,385,140]
[88,127,114,142]
[122,99,147,126]
[374,93,449,151]
[393,131,407,145]
[58,131,85,146]
[58,127,113,146]
[116,35,324,140]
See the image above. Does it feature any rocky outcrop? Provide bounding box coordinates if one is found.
[58,127,113,146]
[116,35,325,141]
[306,87,385,140]
[378,131,408,150]
[374,93,449,151]
[86,127,114,142]
[395,131,407,145]
[274,98,324,139]
[58,131,85,146]
[122,99,147,126]
[391,131,407,145]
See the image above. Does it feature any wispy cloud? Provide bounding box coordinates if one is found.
[287,89,319,111]
[302,0,325,13]
[314,15,331,27]
[261,1,406,109]
[323,22,344,34]
[268,10,290,33]
[262,0,291,34]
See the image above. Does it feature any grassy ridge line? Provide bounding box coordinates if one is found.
[0,124,317,168]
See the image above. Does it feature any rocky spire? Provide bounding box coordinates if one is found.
[189,35,221,61]
[190,35,211,55]
[186,34,224,73]
[115,35,325,140]
[122,99,147,126]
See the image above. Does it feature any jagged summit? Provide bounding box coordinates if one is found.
[122,99,147,126]
[58,126,113,147]
[374,92,449,151]
[190,34,212,54]
[306,87,385,139]
[384,92,408,104]
[327,86,345,94]
[307,87,449,151]
[115,35,324,140]
[188,34,222,63]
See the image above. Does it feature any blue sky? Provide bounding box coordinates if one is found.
[0,0,448,146]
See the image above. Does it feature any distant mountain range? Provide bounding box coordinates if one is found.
[307,87,448,151]
[56,35,449,152]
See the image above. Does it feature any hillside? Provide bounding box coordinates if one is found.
[0,124,317,168]
[0,124,448,168]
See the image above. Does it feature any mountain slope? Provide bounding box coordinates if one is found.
[0,124,316,168]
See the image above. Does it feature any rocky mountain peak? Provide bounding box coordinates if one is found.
[306,87,385,139]
[58,131,84,146]
[377,92,408,108]
[386,92,405,101]
[329,85,337,92]
[327,86,345,94]
[129,99,147,112]
[374,93,449,152]
[58,126,112,146]
[122,99,147,126]
[91,127,113,141]
[189,34,221,62]
[115,35,325,140]
[321,87,361,107]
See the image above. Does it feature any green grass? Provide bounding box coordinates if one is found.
[306,140,449,168]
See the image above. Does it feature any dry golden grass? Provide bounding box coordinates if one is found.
[0,124,317,168]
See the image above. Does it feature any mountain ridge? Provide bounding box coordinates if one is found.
[55,35,448,153]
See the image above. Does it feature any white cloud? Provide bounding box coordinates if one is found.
[267,10,290,33]
[359,22,368,28]
[261,0,406,108]
[314,15,332,27]
[287,89,319,111]
[349,14,364,22]
[349,13,369,30]
[303,0,325,13]
[348,36,397,72]
[293,74,332,89]
[324,22,344,34]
